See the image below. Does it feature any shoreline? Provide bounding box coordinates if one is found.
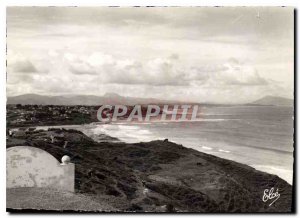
[8,122,293,185]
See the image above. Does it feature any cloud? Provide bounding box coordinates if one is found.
[213,58,268,86]
[7,48,271,102]
[65,52,114,75]
[7,73,34,85]
[185,58,268,88]
[7,7,293,44]
[65,52,268,88]
[6,7,293,101]
[66,52,189,86]
[168,53,179,60]
[7,53,37,73]
[48,49,59,57]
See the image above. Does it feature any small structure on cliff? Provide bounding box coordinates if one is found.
[6,146,75,192]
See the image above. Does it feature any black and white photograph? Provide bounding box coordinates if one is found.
[5,6,295,213]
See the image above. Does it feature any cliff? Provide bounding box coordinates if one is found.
[6,128,293,212]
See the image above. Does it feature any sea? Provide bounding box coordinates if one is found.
[36,105,294,185]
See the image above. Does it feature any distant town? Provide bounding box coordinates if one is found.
[6,104,171,129]
[6,104,98,128]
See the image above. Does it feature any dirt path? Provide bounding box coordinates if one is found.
[7,188,116,212]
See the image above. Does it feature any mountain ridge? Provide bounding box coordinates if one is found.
[250,95,293,106]
[6,93,187,106]
[7,93,293,106]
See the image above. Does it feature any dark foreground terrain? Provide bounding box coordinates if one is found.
[6,128,293,212]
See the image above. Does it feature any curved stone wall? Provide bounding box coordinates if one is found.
[7,146,74,192]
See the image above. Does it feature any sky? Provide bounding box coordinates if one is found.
[6,7,294,103]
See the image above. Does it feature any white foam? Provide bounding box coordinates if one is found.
[91,124,155,143]
[201,146,213,150]
[218,149,230,153]
[118,125,140,130]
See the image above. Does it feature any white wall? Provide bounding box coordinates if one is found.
[6,146,74,192]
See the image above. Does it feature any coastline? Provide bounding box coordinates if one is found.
[8,121,293,185]
[6,126,293,212]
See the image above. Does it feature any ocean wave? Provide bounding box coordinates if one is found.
[218,149,230,153]
[201,146,213,150]
[91,124,155,143]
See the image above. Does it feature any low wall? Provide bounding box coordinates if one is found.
[7,146,74,192]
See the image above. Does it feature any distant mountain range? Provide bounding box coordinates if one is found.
[6,93,185,106]
[250,95,293,106]
[6,93,293,106]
